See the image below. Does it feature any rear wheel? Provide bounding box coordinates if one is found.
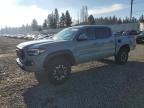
[115,48,129,65]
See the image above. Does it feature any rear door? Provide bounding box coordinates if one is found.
[93,27,115,59]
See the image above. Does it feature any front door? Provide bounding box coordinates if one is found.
[75,28,98,63]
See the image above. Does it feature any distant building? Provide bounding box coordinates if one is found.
[108,23,139,32]
[140,22,144,31]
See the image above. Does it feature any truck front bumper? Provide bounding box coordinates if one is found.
[16,58,38,72]
[16,58,26,71]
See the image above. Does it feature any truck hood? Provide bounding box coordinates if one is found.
[17,39,55,49]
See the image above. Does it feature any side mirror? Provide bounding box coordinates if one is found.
[77,34,88,41]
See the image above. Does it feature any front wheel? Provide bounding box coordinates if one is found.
[47,58,71,85]
[115,48,129,65]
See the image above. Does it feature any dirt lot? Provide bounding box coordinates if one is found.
[0,37,144,108]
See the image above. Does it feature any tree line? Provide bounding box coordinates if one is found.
[31,8,72,31]
[87,15,139,25]
[0,25,32,34]
[1,7,144,34]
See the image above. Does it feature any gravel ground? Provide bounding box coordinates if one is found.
[0,37,144,108]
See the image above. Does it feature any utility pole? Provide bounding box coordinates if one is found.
[130,0,134,20]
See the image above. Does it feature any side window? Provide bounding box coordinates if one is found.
[80,28,95,40]
[95,28,111,39]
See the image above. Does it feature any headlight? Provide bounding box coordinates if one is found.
[27,48,45,56]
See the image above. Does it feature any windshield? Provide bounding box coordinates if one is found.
[52,28,79,41]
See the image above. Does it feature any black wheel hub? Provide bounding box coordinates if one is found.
[53,65,68,81]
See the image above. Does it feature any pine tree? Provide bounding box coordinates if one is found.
[131,17,137,23]
[117,18,122,24]
[109,16,112,24]
[88,15,95,25]
[139,15,144,22]
[31,19,39,31]
[100,17,104,24]
[43,19,47,29]
[104,17,109,24]
[55,8,59,27]
[124,17,130,23]
[65,10,72,27]
[112,16,117,24]
[60,13,65,27]
[47,12,57,28]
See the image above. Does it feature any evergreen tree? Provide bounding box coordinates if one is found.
[88,15,95,25]
[131,17,137,23]
[117,18,122,24]
[55,8,59,27]
[47,12,57,28]
[0,24,32,34]
[109,16,112,24]
[60,13,65,27]
[139,15,144,22]
[112,16,117,24]
[95,18,98,24]
[100,17,104,24]
[104,17,109,24]
[31,19,39,31]
[65,10,72,27]
[43,19,47,29]
[47,9,60,28]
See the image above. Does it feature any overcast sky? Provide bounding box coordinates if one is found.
[0,0,143,27]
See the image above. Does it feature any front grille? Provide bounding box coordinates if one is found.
[16,48,25,59]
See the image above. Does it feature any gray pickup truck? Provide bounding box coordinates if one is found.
[16,25,136,84]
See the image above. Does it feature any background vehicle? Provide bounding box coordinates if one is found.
[136,31,144,43]
[16,25,136,85]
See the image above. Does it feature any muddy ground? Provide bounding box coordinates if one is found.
[0,37,144,108]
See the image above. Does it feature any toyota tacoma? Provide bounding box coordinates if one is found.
[16,25,136,84]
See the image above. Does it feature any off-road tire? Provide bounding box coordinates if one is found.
[35,58,71,85]
[115,48,129,65]
[47,58,71,85]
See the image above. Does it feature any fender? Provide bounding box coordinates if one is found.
[116,44,130,54]
[43,50,75,68]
